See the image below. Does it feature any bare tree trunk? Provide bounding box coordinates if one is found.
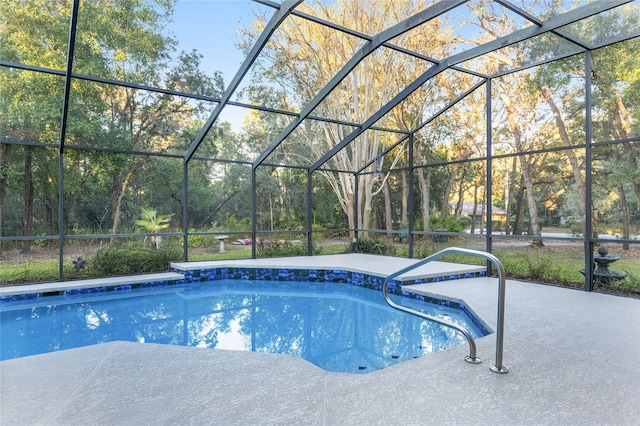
[110,170,134,241]
[513,176,526,236]
[603,90,636,248]
[470,170,483,235]
[455,167,466,217]
[382,180,393,237]
[612,145,631,249]
[502,95,544,246]
[621,142,640,208]
[345,174,376,238]
[606,96,640,219]
[400,153,408,227]
[540,87,586,220]
[359,174,374,235]
[274,170,286,219]
[503,157,517,235]
[608,87,640,207]
[519,155,543,246]
[440,163,460,217]
[44,195,54,242]
[417,167,431,232]
[197,191,240,229]
[617,185,630,250]
[0,143,14,257]
[64,157,90,229]
[67,192,79,228]
[22,146,34,254]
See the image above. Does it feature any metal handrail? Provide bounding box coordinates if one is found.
[382,247,508,374]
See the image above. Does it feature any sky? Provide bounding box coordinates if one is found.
[169,0,273,132]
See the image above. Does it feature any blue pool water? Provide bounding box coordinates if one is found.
[0,280,487,373]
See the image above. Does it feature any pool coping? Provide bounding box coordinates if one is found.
[169,253,486,282]
[0,272,185,298]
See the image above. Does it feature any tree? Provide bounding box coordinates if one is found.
[0,0,67,251]
[241,0,452,236]
[521,5,640,243]
[498,84,545,246]
[1,0,230,250]
[464,2,563,245]
[591,40,640,246]
[0,143,12,257]
[135,207,174,249]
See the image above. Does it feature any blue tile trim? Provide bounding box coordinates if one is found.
[170,266,484,287]
[0,293,38,303]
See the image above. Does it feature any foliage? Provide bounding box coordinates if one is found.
[257,241,322,258]
[492,246,639,296]
[444,215,466,233]
[355,237,393,255]
[84,242,181,276]
[187,231,215,249]
[413,244,440,259]
[429,213,444,230]
[492,220,505,232]
[0,0,227,241]
[619,271,640,294]
[494,249,582,285]
[218,215,252,233]
[0,261,35,283]
[428,213,468,233]
[241,0,460,234]
[133,207,175,249]
[569,222,584,237]
[135,207,174,233]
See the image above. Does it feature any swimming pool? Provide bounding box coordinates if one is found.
[0,279,487,373]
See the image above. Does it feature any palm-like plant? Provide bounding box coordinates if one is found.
[135,207,174,248]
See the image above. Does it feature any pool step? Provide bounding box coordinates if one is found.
[401,276,497,334]
[402,276,487,298]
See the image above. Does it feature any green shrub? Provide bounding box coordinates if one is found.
[607,270,640,294]
[458,215,473,230]
[429,213,444,230]
[413,244,440,259]
[83,242,182,276]
[495,249,573,284]
[570,222,584,237]
[219,215,252,232]
[187,231,215,248]
[257,240,322,257]
[355,237,393,255]
[523,251,553,281]
[492,220,505,232]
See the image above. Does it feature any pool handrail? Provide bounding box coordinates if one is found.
[382,247,508,374]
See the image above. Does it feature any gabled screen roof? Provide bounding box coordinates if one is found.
[2,0,638,171]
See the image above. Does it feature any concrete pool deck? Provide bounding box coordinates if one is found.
[1,254,639,425]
